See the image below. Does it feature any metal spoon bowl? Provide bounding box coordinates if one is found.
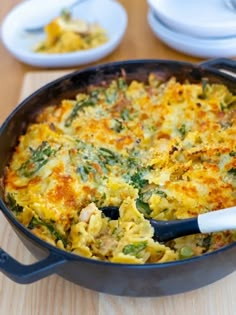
[24,0,88,33]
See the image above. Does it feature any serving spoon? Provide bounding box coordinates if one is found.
[100,205,236,242]
[24,0,89,33]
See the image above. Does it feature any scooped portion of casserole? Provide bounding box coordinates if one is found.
[34,11,108,53]
[4,73,236,263]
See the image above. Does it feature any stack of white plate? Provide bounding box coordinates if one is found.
[147,0,236,58]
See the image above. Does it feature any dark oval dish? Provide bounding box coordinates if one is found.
[0,58,236,297]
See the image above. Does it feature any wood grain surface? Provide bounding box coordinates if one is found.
[0,1,236,314]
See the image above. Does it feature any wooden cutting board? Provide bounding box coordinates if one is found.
[0,71,236,315]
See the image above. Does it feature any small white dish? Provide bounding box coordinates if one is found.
[147,9,236,58]
[147,0,236,39]
[1,0,127,68]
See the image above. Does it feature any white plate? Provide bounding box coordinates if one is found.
[147,9,236,58]
[1,0,127,68]
[147,0,236,38]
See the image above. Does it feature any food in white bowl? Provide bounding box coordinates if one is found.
[1,0,127,67]
[34,11,108,54]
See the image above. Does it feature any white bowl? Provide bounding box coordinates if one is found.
[1,0,127,68]
[147,9,236,58]
[147,0,236,39]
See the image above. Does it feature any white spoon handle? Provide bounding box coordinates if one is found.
[198,206,236,233]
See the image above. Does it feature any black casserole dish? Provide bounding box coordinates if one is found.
[0,58,236,297]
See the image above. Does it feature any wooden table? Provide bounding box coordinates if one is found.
[0,1,235,315]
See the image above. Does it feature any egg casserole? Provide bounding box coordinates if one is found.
[4,74,236,264]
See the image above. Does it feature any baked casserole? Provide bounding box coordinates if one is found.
[4,73,236,264]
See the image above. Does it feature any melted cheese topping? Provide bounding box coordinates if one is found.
[4,74,236,263]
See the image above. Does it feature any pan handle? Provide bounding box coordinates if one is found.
[0,247,67,284]
[200,58,236,75]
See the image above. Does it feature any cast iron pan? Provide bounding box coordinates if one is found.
[0,58,235,297]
